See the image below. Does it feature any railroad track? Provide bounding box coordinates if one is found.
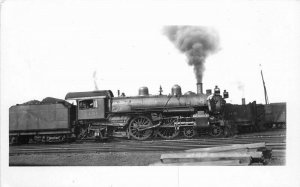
[10,130,286,155]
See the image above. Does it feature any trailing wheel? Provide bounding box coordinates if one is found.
[157,118,179,139]
[209,125,223,137]
[183,127,197,138]
[128,116,153,140]
[77,127,88,140]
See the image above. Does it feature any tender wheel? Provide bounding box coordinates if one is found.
[128,116,153,140]
[209,126,223,137]
[20,136,30,144]
[183,127,197,138]
[9,136,18,145]
[59,135,66,142]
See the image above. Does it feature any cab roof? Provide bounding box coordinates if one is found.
[65,90,114,100]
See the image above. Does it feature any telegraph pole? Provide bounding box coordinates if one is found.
[260,64,269,104]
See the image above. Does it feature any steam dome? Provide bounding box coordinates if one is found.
[184,91,196,96]
[171,84,182,96]
[138,87,149,96]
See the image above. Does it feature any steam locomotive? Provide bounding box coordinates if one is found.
[9,84,233,144]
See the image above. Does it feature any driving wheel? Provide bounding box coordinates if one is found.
[157,118,179,139]
[128,116,153,140]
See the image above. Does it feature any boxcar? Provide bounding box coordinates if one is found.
[264,102,286,128]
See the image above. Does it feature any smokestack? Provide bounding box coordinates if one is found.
[197,82,203,94]
[242,98,246,105]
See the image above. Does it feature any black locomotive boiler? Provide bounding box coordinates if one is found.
[65,83,232,140]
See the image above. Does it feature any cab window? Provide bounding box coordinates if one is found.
[78,99,97,110]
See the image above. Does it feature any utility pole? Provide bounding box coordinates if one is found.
[260,64,269,104]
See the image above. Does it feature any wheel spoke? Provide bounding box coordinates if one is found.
[209,126,222,137]
[128,116,153,140]
[157,118,179,139]
[183,127,196,138]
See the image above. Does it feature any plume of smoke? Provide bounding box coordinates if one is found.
[163,25,220,82]
[236,81,245,97]
[93,70,99,90]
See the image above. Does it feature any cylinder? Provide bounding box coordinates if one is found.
[197,83,203,94]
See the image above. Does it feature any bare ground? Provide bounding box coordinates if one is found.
[9,151,165,166]
[9,150,285,166]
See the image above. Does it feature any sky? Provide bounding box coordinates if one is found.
[1,1,300,186]
[1,0,299,108]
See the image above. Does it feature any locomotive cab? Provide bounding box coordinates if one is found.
[65,90,114,140]
[65,90,114,121]
[77,98,106,119]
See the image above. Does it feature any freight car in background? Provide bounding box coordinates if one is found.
[223,99,286,133]
[9,84,234,144]
[264,102,286,129]
[223,101,265,133]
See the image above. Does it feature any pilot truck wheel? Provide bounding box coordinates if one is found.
[183,127,197,138]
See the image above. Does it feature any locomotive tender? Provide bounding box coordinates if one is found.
[9,84,232,144]
[9,100,76,144]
